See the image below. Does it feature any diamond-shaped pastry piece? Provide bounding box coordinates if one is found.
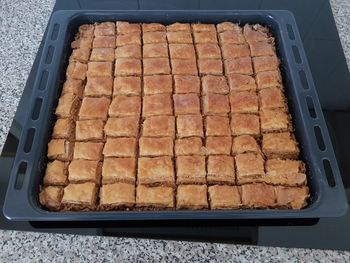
[205,136,232,155]
[173,94,200,115]
[103,138,137,157]
[76,120,104,141]
[68,160,100,184]
[176,115,203,138]
[207,155,235,185]
[230,113,260,137]
[142,94,173,117]
[208,185,241,209]
[109,95,141,117]
[102,157,136,184]
[137,156,175,186]
[104,116,139,137]
[84,77,113,97]
[176,185,208,209]
[176,156,206,184]
[139,137,174,157]
[79,97,110,120]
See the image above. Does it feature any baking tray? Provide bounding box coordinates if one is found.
[3,10,348,221]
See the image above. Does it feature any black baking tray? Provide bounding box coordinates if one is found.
[3,10,348,221]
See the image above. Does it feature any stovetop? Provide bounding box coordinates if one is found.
[1,0,349,250]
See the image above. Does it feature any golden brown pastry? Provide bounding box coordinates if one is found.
[218,30,245,45]
[208,185,241,209]
[176,156,206,184]
[116,32,141,46]
[205,136,232,155]
[55,93,79,118]
[174,75,200,94]
[230,113,260,137]
[70,48,91,63]
[205,116,231,136]
[104,116,139,137]
[136,185,174,208]
[221,44,250,59]
[73,142,103,160]
[259,87,286,110]
[275,186,309,209]
[216,22,236,33]
[166,31,193,44]
[167,23,191,32]
[175,137,205,156]
[99,183,135,210]
[103,138,137,157]
[169,44,196,59]
[90,48,114,62]
[115,44,142,59]
[224,57,253,75]
[252,55,279,73]
[203,93,230,115]
[231,135,260,155]
[93,36,115,48]
[176,185,208,209]
[142,23,166,32]
[43,160,68,186]
[39,186,63,211]
[256,70,282,89]
[143,75,173,95]
[176,115,203,138]
[142,116,175,137]
[192,23,216,32]
[260,109,291,133]
[78,97,110,120]
[114,58,142,76]
[143,43,169,58]
[241,183,276,208]
[87,61,113,77]
[75,119,104,141]
[61,182,97,210]
[61,79,84,97]
[109,95,141,117]
[193,31,217,44]
[66,61,87,80]
[143,31,167,44]
[84,77,113,97]
[68,160,100,184]
[201,75,229,95]
[197,59,223,75]
[207,155,235,185]
[143,58,171,75]
[142,94,173,117]
[229,90,259,114]
[249,41,275,57]
[170,59,198,75]
[52,118,74,139]
[95,22,115,36]
[195,44,221,59]
[102,157,136,184]
[235,153,265,184]
[113,76,141,96]
[173,94,201,115]
[47,139,74,161]
[262,132,299,159]
[139,137,174,157]
[227,73,256,92]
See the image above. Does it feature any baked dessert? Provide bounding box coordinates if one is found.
[40,21,308,212]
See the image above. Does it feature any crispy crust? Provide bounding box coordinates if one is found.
[232,135,260,155]
[61,182,97,211]
[142,23,166,32]
[235,153,265,184]
[174,75,200,94]
[142,94,173,117]
[262,132,299,159]
[252,55,279,73]
[229,91,259,114]
[202,75,229,95]
[205,116,231,136]
[259,87,286,110]
[218,30,245,45]
[207,155,235,185]
[260,109,291,133]
[39,186,63,211]
[227,73,256,92]
[139,137,174,157]
[249,41,275,57]
[256,70,282,89]
[169,44,196,59]
[176,115,203,138]
[70,48,91,63]
[61,79,84,97]
[167,23,191,32]
[113,76,141,96]
[143,58,171,75]
[166,31,193,44]
[93,36,115,48]
[193,31,217,44]
[142,116,175,137]
[208,185,241,209]
[68,160,100,184]
[103,138,137,157]
[230,113,260,137]
[116,21,141,35]
[115,58,142,76]
[47,139,74,161]
[176,156,206,184]
[87,62,112,77]
[52,118,74,139]
[109,95,141,117]
[176,185,208,209]
[175,137,205,156]
[55,93,79,118]
[43,161,68,186]
[171,59,198,75]
[221,44,250,59]
[74,142,104,161]
[95,22,115,36]
[275,186,309,209]
[143,75,173,95]
[104,116,139,137]
[203,93,230,115]
[173,94,201,115]
[143,43,169,58]
[143,31,167,44]
[78,97,110,120]
[90,48,114,62]
[76,119,105,141]
[115,44,141,59]
[116,32,141,46]
[216,22,237,33]
[224,57,253,75]
[196,44,221,59]
[205,136,232,155]
[102,157,136,184]
[136,185,174,208]
[192,23,216,32]
[198,59,223,75]
[66,61,87,80]
[241,183,276,208]
[84,77,113,97]
[99,183,135,209]
[243,24,270,43]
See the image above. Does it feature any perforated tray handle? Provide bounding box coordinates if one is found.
[276,11,348,216]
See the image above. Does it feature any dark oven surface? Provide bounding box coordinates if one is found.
[3,10,348,221]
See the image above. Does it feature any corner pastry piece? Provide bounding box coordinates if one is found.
[73,142,103,160]
[84,77,113,97]
[43,160,68,186]
[143,75,172,95]
[78,24,94,37]
[275,186,309,209]
[61,182,97,211]
[109,95,141,117]
[87,62,112,77]
[103,138,137,157]
[66,61,87,80]
[227,73,256,92]
[142,94,173,117]
[175,137,205,156]
[229,91,258,114]
[205,136,232,155]
[203,93,230,115]
[136,185,174,209]
[142,116,175,137]
[208,185,241,209]
[115,44,142,59]
[115,58,142,76]
[207,155,235,185]
[235,153,265,184]
[143,58,171,75]
[205,116,231,136]
[102,157,136,184]
[47,139,73,161]
[55,93,79,118]
[202,75,229,95]
[241,183,276,208]
[52,118,74,139]
[176,115,203,138]
[230,113,260,137]
[176,185,208,210]
[76,120,104,141]
[243,24,270,43]
[79,97,110,120]
[139,137,173,157]
[99,183,135,210]
[173,94,201,115]
[262,132,299,159]
[39,186,63,211]
[114,76,141,96]
[137,156,175,186]
[68,160,100,184]
[265,159,307,186]
[104,116,139,137]
[176,156,206,184]
[232,135,260,155]
[224,57,253,75]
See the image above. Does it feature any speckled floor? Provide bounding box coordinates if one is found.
[0,0,349,261]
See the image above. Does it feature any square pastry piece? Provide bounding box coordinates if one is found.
[143,94,173,117]
[68,160,100,184]
[205,116,231,136]
[47,139,73,161]
[221,44,250,59]
[176,115,203,138]
[55,93,79,118]
[206,136,232,155]
[203,93,230,115]
[61,182,97,211]
[115,58,142,76]
[39,186,63,211]
[235,153,265,184]
[113,76,141,96]
[249,41,275,57]
[95,22,115,36]
[208,185,241,209]
[259,87,286,110]
[167,22,191,32]
[169,44,196,59]
[241,183,276,208]
[143,43,169,58]
[260,110,290,133]
[93,36,115,48]
[87,62,112,77]
[104,116,139,137]
[142,116,175,137]
[109,95,141,117]
[166,31,193,44]
[61,79,84,97]
[52,118,74,139]
[43,160,68,186]
[137,156,175,186]
[262,132,299,159]
[99,183,135,210]
[229,91,258,114]
[66,61,87,80]
[115,44,142,59]
[171,59,198,75]
[227,74,256,92]
[84,77,113,97]
[224,57,253,75]
[193,31,217,44]
[70,48,90,63]
[116,32,141,46]
[143,58,171,75]
[76,120,104,141]
[197,59,223,75]
[195,44,221,59]
[139,137,173,157]
[176,156,206,184]
[256,70,282,89]
[202,75,229,95]
[143,31,167,44]
[90,48,114,62]
[74,142,103,160]
[176,185,208,210]
[252,55,279,73]
[174,75,200,94]
[218,30,245,45]
[232,135,260,155]
[276,186,309,209]
[265,159,307,186]
[207,155,235,185]
[102,157,136,184]
[173,94,200,115]
[175,137,205,156]
[136,185,174,209]
[79,97,110,120]
[143,75,172,95]
[103,138,137,157]
[117,21,141,34]
[230,114,260,137]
